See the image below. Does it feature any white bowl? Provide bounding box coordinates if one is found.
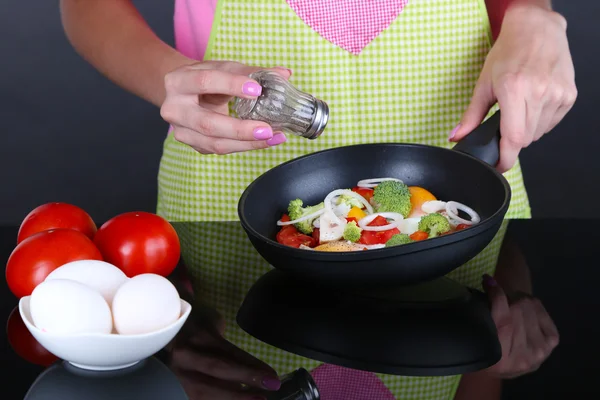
[19,296,192,371]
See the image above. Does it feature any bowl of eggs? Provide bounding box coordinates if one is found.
[18,260,192,371]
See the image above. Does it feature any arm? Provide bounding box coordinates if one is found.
[485,0,553,40]
[454,228,531,400]
[59,0,195,107]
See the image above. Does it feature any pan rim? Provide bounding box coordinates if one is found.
[238,142,512,258]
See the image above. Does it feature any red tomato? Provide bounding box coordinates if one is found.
[352,187,374,202]
[368,216,389,226]
[455,224,469,231]
[6,306,58,366]
[312,228,320,243]
[359,228,400,245]
[357,216,400,245]
[17,202,97,244]
[93,212,181,278]
[410,231,429,241]
[6,229,103,298]
[280,214,291,223]
[276,225,317,248]
[346,217,358,224]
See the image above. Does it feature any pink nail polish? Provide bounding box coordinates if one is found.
[243,82,262,96]
[482,274,497,287]
[262,376,281,390]
[267,133,287,146]
[449,123,461,140]
[275,66,293,76]
[253,127,273,140]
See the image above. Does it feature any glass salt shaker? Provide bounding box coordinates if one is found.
[233,70,329,140]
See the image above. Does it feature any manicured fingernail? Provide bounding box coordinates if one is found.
[449,123,461,140]
[275,66,293,76]
[482,274,497,287]
[243,82,262,96]
[262,376,281,390]
[267,133,286,146]
[253,126,273,140]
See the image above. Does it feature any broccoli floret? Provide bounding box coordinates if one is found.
[418,213,451,238]
[343,221,362,242]
[372,181,412,218]
[385,234,414,247]
[287,199,324,234]
[337,193,363,209]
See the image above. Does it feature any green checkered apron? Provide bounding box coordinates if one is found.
[157,0,531,398]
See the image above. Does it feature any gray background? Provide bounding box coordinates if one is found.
[1,0,598,225]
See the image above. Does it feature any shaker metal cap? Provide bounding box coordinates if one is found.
[305,99,329,140]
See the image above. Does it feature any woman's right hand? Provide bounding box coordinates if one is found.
[160,61,291,155]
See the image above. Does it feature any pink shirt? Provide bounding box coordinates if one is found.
[174,0,217,60]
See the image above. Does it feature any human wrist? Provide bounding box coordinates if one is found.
[504,0,566,31]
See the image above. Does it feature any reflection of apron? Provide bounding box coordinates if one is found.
[160,0,532,398]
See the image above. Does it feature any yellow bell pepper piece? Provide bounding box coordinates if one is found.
[347,206,367,221]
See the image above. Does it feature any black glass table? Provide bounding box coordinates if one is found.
[2,220,598,399]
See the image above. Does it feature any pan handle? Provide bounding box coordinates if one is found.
[452,110,501,167]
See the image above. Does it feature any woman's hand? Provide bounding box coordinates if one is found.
[483,274,559,379]
[451,1,577,172]
[166,306,281,400]
[160,61,291,155]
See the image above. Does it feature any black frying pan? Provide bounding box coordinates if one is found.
[238,111,511,286]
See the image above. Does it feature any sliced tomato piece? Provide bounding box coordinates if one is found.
[312,228,320,243]
[346,217,358,224]
[352,187,374,202]
[276,225,317,248]
[368,215,389,226]
[280,214,291,223]
[410,231,429,241]
[455,224,469,231]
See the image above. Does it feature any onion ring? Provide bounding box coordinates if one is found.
[324,189,374,224]
[276,208,326,226]
[356,177,403,188]
[421,200,447,214]
[358,212,404,231]
[445,201,481,225]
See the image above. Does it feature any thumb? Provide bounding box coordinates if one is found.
[483,274,510,324]
[450,76,495,142]
[483,274,513,346]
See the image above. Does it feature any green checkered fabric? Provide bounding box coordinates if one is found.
[157,0,531,398]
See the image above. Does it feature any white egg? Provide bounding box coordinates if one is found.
[111,274,181,335]
[398,217,421,235]
[45,260,129,304]
[30,279,113,335]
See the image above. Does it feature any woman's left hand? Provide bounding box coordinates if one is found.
[450,1,577,173]
[482,274,559,379]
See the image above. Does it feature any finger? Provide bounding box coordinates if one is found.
[172,127,284,155]
[546,84,577,133]
[495,75,529,173]
[174,106,276,141]
[165,68,264,99]
[176,369,268,400]
[482,275,514,356]
[532,299,560,348]
[205,61,292,80]
[535,99,561,140]
[171,346,280,391]
[519,299,547,363]
[510,305,528,359]
[450,74,495,142]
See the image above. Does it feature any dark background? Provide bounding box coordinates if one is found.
[1,0,599,225]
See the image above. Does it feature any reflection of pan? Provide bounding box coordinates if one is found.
[239,111,510,285]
